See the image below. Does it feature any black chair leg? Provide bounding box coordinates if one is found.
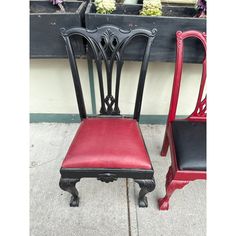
[135,178,156,207]
[59,178,80,207]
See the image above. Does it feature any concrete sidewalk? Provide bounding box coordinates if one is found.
[30,123,206,236]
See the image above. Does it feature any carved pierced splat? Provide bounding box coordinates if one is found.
[190,95,207,118]
[104,95,119,115]
[61,25,157,120]
[189,55,206,120]
[97,29,121,115]
[100,29,119,52]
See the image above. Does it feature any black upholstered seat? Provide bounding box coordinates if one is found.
[172,120,206,171]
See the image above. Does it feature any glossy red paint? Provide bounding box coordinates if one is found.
[158,167,189,210]
[158,30,207,211]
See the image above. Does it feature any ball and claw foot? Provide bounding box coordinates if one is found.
[157,168,189,211]
[135,178,156,208]
[59,177,80,207]
[70,195,79,207]
[158,197,169,210]
[138,196,148,208]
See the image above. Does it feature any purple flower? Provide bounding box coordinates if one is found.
[197,0,207,13]
[49,0,64,5]
[196,0,206,17]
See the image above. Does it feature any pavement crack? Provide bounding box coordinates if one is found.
[134,181,140,236]
[29,158,57,168]
[126,178,131,236]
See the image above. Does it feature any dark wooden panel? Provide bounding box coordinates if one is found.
[85,3,206,63]
[30,1,87,58]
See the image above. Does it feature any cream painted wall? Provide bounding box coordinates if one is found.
[30,59,203,116]
[30,59,92,114]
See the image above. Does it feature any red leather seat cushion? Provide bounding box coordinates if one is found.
[62,118,152,170]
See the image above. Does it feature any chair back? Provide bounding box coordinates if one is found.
[61,25,157,121]
[167,30,207,123]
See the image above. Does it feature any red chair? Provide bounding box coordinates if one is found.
[158,30,206,210]
[59,25,158,207]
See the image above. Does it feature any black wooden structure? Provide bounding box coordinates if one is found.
[30,2,206,63]
[85,3,206,63]
[59,25,157,207]
[30,1,87,58]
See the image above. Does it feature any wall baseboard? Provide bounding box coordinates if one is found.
[30,113,186,124]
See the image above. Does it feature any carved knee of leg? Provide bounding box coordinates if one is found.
[59,178,80,207]
[158,180,189,210]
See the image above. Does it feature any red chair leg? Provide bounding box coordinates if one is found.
[160,131,169,157]
[158,167,189,210]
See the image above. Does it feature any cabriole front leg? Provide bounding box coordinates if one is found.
[158,167,189,210]
[59,178,80,207]
[135,178,156,207]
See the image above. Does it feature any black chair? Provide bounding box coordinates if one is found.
[59,25,157,207]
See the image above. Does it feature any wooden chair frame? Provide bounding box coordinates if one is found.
[158,30,207,210]
[59,25,158,207]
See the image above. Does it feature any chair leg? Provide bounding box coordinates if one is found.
[135,178,156,208]
[160,131,169,157]
[158,167,189,210]
[59,178,80,207]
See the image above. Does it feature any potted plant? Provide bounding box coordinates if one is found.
[85,0,206,63]
[94,0,116,13]
[140,0,162,16]
[30,0,87,58]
